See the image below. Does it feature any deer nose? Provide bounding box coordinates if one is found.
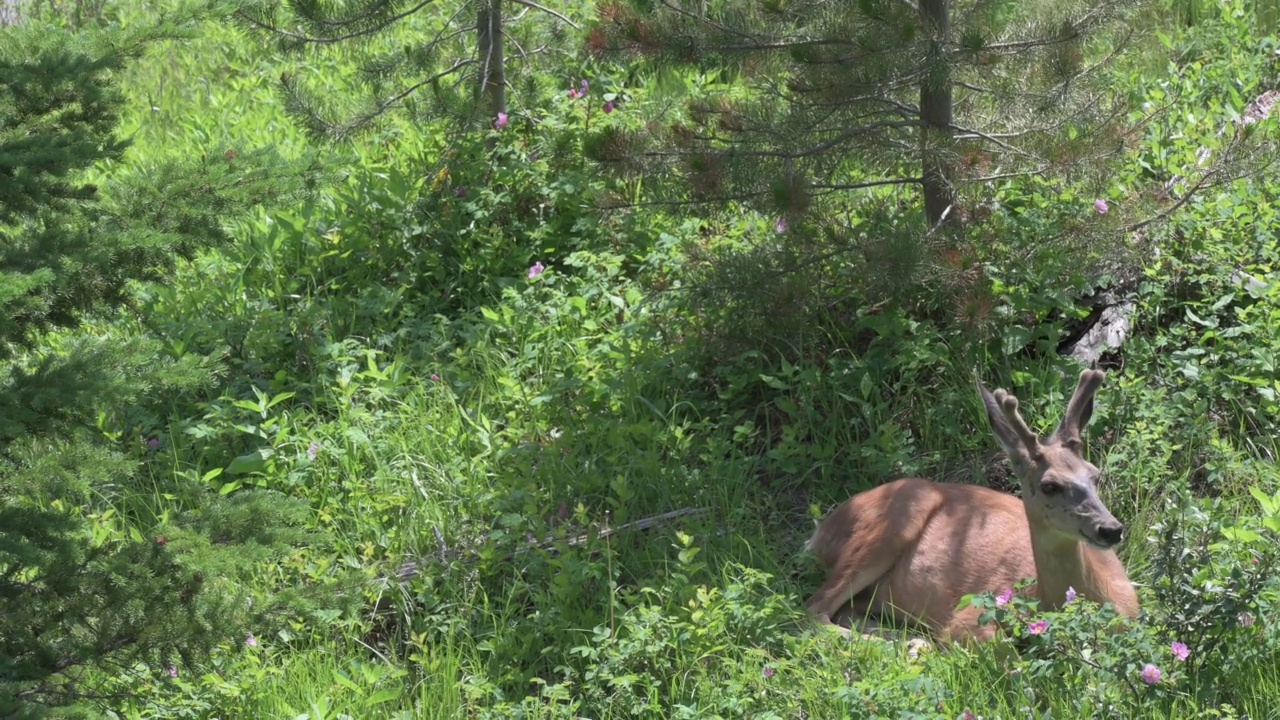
[1096,524,1125,545]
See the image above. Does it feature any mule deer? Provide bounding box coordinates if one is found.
[804,369,1139,643]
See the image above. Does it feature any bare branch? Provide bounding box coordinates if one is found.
[393,507,712,582]
[810,177,923,191]
[235,0,437,45]
[510,0,580,29]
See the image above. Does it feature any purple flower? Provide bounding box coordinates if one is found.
[762,665,775,679]
[246,634,258,647]
[495,112,509,130]
[167,665,179,678]
[147,437,161,450]
[1027,619,1049,635]
[568,88,581,100]
[431,373,441,382]
[1140,663,1162,685]
[1065,586,1077,603]
[775,217,788,234]
[1093,198,1109,214]
[580,79,589,94]
[995,588,1013,608]
[603,101,614,114]
[1239,612,1256,628]
[307,441,321,461]
[1170,641,1189,661]
[962,712,978,720]
[455,186,467,198]
[528,261,546,279]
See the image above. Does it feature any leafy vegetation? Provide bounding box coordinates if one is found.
[2,0,1278,718]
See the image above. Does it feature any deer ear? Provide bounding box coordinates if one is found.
[977,377,1038,465]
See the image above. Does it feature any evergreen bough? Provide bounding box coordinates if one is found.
[1,15,343,717]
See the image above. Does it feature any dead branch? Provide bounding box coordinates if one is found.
[392,506,711,583]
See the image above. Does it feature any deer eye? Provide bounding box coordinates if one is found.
[1040,482,1063,496]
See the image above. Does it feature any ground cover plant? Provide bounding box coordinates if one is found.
[2,0,1279,718]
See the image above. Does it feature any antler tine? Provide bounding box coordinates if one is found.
[994,389,1041,455]
[1055,369,1106,444]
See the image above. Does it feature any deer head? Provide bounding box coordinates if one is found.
[978,369,1125,549]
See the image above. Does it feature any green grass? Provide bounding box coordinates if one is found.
[24,0,1280,717]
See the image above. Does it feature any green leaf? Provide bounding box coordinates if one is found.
[1249,486,1279,515]
[226,448,273,475]
[366,688,400,705]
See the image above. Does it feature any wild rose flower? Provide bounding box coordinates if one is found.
[528,261,545,279]
[775,217,788,234]
[1239,612,1256,628]
[996,588,1013,608]
[307,441,321,461]
[762,665,775,679]
[147,437,161,450]
[246,634,258,647]
[1140,663,1162,685]
[1065,586,1077,603]
[495,112,509,130]
[603,101,614,114]
[1170,641,1189,661]
[1093,198,1109,214]
[167,665,179,678]
[1027,619,1049,635]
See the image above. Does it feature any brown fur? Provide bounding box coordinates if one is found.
[804,370,1139,644]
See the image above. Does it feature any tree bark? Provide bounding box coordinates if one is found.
[476,0,506,119]
[918,0,954,227]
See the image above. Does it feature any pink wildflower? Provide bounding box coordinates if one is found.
[1140,663,1162,685]
[1065,586,1077,603]
[1027,619,1049,635]
[1093,198,1109,214]
[495,112,509,130]
[996,588,1013,608]
[528,261,545,279]
[167,665,178,678]
[1170,641,1188,661]
[775,217,788,234]
[763,665,775,679]
[246,634,258,647]
[603,101,614,114]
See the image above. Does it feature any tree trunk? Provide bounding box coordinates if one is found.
[918,0,954,227]
[476,0,506,119]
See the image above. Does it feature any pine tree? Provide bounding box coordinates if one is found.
[1,16,342,716]
[587,0,1150,228]
[232,0,587,141]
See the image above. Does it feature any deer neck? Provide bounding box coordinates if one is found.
[1025,516,1090,611]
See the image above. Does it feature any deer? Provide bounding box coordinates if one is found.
[803,369,1139,645]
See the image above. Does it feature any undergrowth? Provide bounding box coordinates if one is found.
[6,0,1279,718]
